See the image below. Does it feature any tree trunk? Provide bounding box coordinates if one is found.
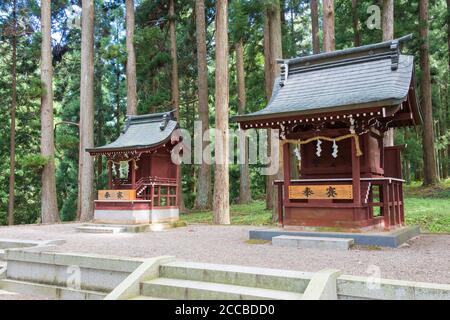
[267,2,283,220]
[79,0,95,221]
[213,0,230,225]
[419,0,438,186]
[382,0,395,147]
[169,0,180,115]
[40,0,60,224]
[263,15,274,210]
[7,0,17,226]
[352,0,361,47]
[310,0,320,54]
[236,40,251,204]
[382,0,394,41]
[446,0,450,180]
[322,0,335,52]
[193,0,212,210]
[126,0,137,116]
[169,0,186,212]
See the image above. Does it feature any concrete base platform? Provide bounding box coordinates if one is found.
[250,225,420,248]
[272,235,354,250]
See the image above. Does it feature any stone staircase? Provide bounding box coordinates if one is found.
[0,249,144,300]
[129,261,312,300]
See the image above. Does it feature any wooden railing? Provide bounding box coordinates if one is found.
[109,176,178,208]
[136,177,178,208]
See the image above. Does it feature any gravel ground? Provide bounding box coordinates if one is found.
[0,223,449,284]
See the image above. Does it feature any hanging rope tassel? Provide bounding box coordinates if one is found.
[281,134,362,157]
[316,139,322,157]
[332,139,338,158]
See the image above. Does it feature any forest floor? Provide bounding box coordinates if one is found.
[0,223,449,284]
[184,180,450,233]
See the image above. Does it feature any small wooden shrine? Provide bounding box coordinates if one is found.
[87,111,180,225]
[234,36,422,230]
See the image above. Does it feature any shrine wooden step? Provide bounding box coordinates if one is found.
[141,278,304,300]
[272,235,354,250]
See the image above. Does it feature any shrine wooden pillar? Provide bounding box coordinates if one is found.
[281,142,291,226]
[131,159,136,189]
[351,138,361,206]
[382,181,391,230]
[175,161,180,207]
[107,160,113,189]
[399,183,405,225]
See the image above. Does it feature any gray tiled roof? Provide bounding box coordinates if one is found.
[234,38,415,122]
[87,111,177,153]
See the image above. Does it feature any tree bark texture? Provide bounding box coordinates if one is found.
[236,39,251,204]
[40,0,60,224]
[193,0,212,210]
[382,0,395,147]
[352,0,361,47]
[419,0,438,186]
[323,0,335,52]
[126,0,137,115]
[311,0,320,54]
[8,0,17,226]
[213,0,230,225]
[79,0,95,221]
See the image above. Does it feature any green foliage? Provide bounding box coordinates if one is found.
[18,154,51,171]
[405,197,450,233]
[182,200,274,225]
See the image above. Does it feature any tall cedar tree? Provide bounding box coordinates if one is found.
[169,0,185,212]
[323,0,335,52]
[352,0,361,47]
[213,0,230,224]
[447,0,450,179]
[419,0,438,185]
[193,0,212,210]
[126,0,137,115]
[40,0,60,223]
[236,39,251,204]
[264,1,283,217]
[7,0,17,225]
[311,0,320,54]
[382,0,395,147]
[79,0,95,221]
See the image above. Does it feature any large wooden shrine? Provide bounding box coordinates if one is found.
[234,36,422,231]
[87,111,180,225]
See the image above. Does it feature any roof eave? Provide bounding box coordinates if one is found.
[231,98,406,124]
[87,137,172,155]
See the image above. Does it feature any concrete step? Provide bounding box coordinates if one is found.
[76,225,126,234]
[0,249,4,260]
[141,278,304,300]
[160,261,311,293]
[0,279,107,300]
[129,295,167,300]
[272,235,354,250]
